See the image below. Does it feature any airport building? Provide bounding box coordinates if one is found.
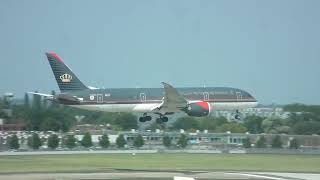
[213,107,291,121]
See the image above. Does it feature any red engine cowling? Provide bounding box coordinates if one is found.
[185,101,211,117]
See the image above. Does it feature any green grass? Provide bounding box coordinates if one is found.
[0,154,319,173]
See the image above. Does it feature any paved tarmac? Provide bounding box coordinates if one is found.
[0,171,318,180]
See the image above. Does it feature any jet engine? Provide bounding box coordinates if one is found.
[185,101,211,117]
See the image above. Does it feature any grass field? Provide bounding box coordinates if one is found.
[0,153,319,173]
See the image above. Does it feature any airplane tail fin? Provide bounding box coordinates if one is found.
[46,52,88,92]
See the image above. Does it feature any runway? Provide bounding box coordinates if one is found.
[0,171,319,180]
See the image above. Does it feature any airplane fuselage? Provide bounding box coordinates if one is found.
[63,87,257,115]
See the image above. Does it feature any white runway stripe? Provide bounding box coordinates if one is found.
[226,172,287,180]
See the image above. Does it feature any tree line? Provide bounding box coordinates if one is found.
[242,135,300,149]
[6,132,189,150]
[7,131,299,150]
[5,92,138,132]
[2,94,320,136]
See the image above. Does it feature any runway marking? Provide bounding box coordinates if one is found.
[174,176,195,180]
[226,172,287,180]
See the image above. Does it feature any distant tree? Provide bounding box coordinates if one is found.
[0,98,4,109]
[32,91,41,110]
[95,113,116,125]
[50,90,58,108]
[271,135,283,148]
[99,134,110,148]
[116,134,126,148]
[24,93,29,108]
[8,134,20,150]
[65,135,77,149]
[51,90,56,96]
[215,122,247,133]
[172,117,200,131]
[27,133,42,150]
[38,108,75,132]
[145,122,165,131]
[255,136,267,148]
[198,117,227,131]
[47,134,60,149]
[133,134,144,148]
[81,132,93,148]
[242,137,251,148]
[283,104,320,116]
[293,121,320,135]
[42,98,48,109]
[40,117,61,132]
[177,134,188,148]
[243,115,264,134]
[275,126,291,134]
[114,113,138,130]
[289,138,300,149]
[261,116,288,134]
[163,135,172,148]
[0,110,8,119]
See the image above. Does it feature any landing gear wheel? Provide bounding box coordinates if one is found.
[139,117,146,122]
[162,116,168,122]
[145,116,152,121]
[139,114,152,123]
[234,110,241,120]
[156,116,168,124]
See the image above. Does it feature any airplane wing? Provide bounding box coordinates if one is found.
[153,82,188,112]
[162,82,187,105]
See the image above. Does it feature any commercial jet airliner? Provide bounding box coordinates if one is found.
[30,52,258,123]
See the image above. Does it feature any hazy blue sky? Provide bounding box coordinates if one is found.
[0,0,319,104]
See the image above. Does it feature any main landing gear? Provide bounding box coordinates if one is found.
[138,113,171,124]
[235,110,241,120]
[156,115,168,124]
[139,113,152,122]
[155,112,173,124]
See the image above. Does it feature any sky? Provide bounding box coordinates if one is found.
[0,0,320,104]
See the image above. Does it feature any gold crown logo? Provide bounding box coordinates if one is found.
[60,73,72,83]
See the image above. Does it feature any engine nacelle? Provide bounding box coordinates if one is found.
[185,102,211,117]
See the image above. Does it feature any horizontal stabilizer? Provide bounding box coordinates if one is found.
[27,92,53,97]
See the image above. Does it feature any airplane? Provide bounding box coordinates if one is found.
[29,52,258,123]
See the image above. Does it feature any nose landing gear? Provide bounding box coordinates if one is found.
[234,110,241,120]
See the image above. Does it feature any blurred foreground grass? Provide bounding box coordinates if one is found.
[0,153,319,173]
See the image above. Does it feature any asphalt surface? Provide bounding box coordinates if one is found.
[0,171,319,180]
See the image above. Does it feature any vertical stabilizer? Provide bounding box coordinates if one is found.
[46,52,88,92]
